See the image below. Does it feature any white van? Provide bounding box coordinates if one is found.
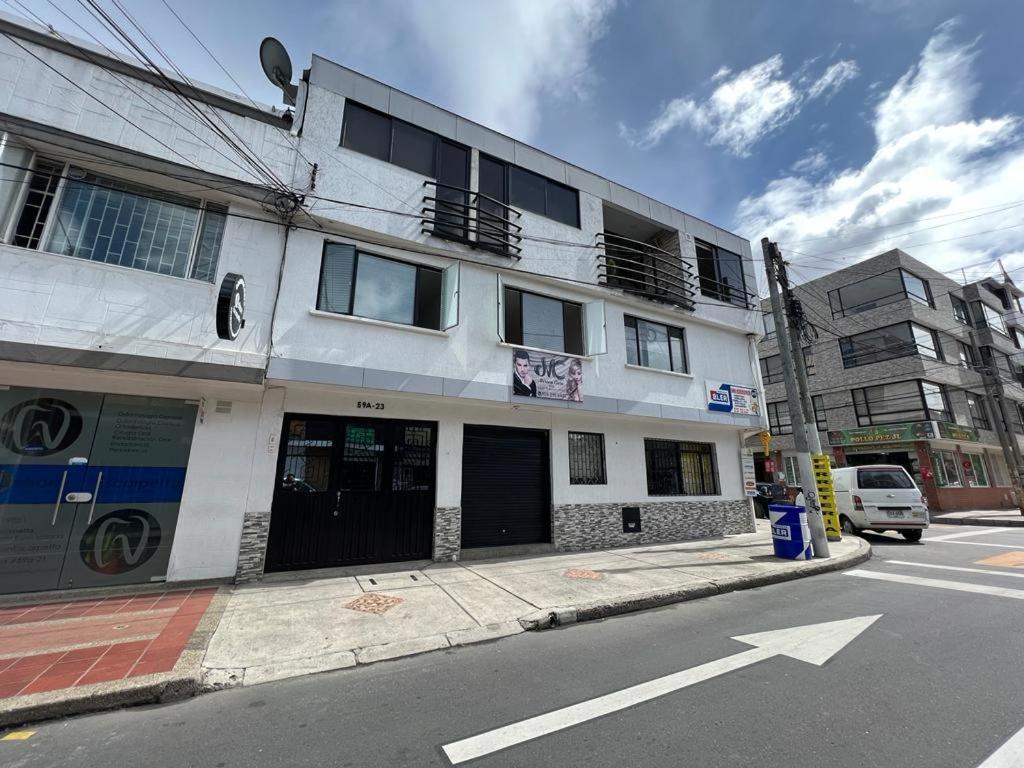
[796,464,929,540]
[831,465,929,541]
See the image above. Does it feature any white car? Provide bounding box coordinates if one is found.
[796,464,929,542]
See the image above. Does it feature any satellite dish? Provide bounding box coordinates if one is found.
[259,37,298,106]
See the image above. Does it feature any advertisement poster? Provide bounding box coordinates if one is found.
[741,450,757,497]
[706,381,760,416]
[512,349,583,402]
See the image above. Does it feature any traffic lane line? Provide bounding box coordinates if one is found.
[883,560,1024,580]
[978,722,1024,767]
[929,540,1024,550]
[927,527,1017,542]
[846,569,1024,599]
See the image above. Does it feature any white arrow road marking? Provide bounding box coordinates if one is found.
[441,615,882,765]
[848,570,1024,599]
[928,528,1015,541]
[978,723,1024,767]
[884,560,1024,580]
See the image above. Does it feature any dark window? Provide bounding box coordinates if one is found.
[340,101,468,186]
[967,392,991,430]
[803,346,816,375]
[760,355,784,385]
[973,301,1008,336]
[767,401,793,435]
[1015,403,1024,436]
[762,312,776,338]
[499,163,579,227]
[957,341,978,369]
[624,316,687,373]
[317,243,443,329]
[503,286,584,354]
[828,268,932,318]
[851,379,951,426]
[839,321,942,368]
[857,468,914,489]
[190,203,227,282]
[340,101,391,162]
[696,239,748,308]
[812,395,828,431]
[13,159,62,249]
[644,439,719,496]
[951,296,971,325]
[568,432,606,485]
[980,346,1014,382]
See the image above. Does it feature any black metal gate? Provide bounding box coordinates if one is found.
[461,425,550,548]
[265,415,436,572]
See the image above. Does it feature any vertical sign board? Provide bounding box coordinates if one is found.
[741,450,757,497]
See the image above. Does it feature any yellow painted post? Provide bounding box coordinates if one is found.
[812,453,842,541]
[759,431,772,457]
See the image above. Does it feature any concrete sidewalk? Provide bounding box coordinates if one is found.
[200,522,869,689]
[931,509,1024,527]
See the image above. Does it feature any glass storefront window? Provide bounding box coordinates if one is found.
[932,450,964,487]
[965,453,989,487]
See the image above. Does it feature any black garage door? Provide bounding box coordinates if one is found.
[461,425,550,548]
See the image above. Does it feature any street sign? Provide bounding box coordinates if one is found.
[442,615,883,764]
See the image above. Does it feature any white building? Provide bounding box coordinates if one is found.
[0,14,765,594]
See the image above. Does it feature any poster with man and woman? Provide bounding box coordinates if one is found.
[512,349,583,402]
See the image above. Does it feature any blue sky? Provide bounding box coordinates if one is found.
[18,0,1024,287]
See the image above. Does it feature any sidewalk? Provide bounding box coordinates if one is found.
[931,509,1024,527]
[199,522,868,688]
[1,523,869,728]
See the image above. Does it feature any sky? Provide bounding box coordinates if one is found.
[14,0,1024,292]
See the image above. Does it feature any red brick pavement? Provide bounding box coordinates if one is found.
[0,588,216,699]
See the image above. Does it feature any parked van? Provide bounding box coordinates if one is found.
[832,465,928,541]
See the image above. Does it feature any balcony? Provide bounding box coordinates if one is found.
[421,181,523,258]
[597,231,695,310]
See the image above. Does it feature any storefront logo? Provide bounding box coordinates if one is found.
[79,509,161,574]
[0,398,83,456]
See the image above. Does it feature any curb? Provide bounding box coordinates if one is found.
[932,515,1024,527]
[518,538,872,630]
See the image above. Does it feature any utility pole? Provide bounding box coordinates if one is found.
[762,238,830,557]
[970,330,1024,514]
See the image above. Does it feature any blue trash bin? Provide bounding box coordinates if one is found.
[768,503,812,560]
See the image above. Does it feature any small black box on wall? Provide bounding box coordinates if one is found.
[622,506,641,533]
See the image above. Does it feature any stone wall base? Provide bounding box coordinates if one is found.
[551,499,754,552]
[433,506,461,561]
[235,512,270,583]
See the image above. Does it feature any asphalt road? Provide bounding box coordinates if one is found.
[7,524,1024,768]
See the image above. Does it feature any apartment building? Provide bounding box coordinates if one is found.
[0,15,764,594]
[754,248,1024,512]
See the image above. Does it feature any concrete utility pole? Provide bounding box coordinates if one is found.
[969,330,1024,515]
[762,238,830,557]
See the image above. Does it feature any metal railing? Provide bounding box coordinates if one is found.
[597,232,696,310]
[421,181,523,258]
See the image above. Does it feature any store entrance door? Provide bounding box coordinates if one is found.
[0,387,197,594]
[266,415,437,572]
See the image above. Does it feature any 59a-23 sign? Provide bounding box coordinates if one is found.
[706,381,760,417]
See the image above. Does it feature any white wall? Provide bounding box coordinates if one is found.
[0,202,285,370]
[277,383,747,506]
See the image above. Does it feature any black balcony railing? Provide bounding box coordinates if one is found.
[422,181,523,258]
[597,232,696,311]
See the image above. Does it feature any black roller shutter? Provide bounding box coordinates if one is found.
[461,425,550,548]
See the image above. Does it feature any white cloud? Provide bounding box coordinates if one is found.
[791,150,829,175]
[807,60,860,101]
[625,54,859,156]
[332,0,616,141]
[735,21,1024,288]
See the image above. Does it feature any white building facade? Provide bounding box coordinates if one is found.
[0,16,765,593]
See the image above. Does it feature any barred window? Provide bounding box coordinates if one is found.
[568,431,606,485]
[644,439,719,496]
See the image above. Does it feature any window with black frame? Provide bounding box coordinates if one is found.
[760,355,783,385]
[479,154,579,228]
[957,340,978,369]
[839,321,943,368]
[568,432,606,485]
[767,401,793,435]
[695,239,748,307]
[812,395,828,430]
[951,295,971,325]
[317,242,443,329]
[644,439,719,496]
[851,379,951,426]
[828,268,932,318]
[973,301,1009,336]
[624,316,687,373]
[966,392,992,431]
[503,286,584,354]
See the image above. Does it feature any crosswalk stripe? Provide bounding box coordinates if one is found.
[846,569,1024,599]
[929,540,1024,550]
[928,528,1015,541]
[978,722,1024,767]
[883,560,1024,579]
